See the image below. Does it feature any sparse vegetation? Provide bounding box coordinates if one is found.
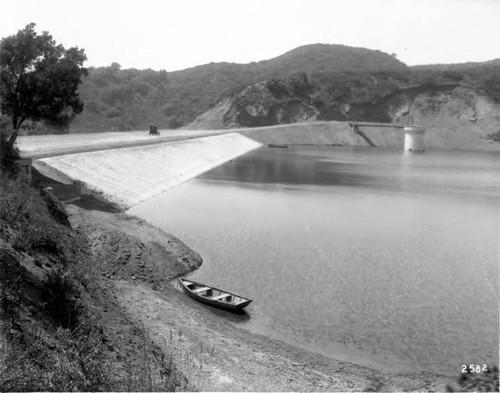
[412,61,500,103]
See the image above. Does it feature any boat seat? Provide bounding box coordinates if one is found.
[211,294,232,301]
[192,286,211,294]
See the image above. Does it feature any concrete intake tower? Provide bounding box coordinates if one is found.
[348,122,427,152]
[403,126,426,152]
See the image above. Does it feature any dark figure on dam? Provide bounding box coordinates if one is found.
[149,125,159,135]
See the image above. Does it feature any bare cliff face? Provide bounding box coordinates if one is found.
[357,85,497,149]
[186,82,500,151]
[407,86,500,148]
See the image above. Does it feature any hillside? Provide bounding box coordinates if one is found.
[12,43,499,139]
[185,62,500,150]
[67,44,407,133]
[186,71,410,128]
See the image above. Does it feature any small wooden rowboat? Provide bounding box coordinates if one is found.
[178,278,252,312]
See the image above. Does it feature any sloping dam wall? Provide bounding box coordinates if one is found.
[39,133,262,208]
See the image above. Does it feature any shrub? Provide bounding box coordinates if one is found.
[267,78,289,98]
[12,221,63,254]
[43,269,80,329]
[0,137,20,174]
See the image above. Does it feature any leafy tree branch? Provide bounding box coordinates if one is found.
[0,23,87,151]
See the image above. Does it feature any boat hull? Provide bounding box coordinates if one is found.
[179,278,252,312]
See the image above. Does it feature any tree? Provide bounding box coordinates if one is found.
[0,23,87,151]
[288,72,311,96]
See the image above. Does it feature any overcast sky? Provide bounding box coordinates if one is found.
[2,0,499,71]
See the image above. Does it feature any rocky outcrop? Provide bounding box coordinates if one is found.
[186,81,318,130]
[224,82,319,128]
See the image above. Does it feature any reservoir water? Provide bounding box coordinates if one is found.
[129,146,499,376]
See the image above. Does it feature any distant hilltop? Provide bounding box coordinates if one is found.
[172,43,408,76]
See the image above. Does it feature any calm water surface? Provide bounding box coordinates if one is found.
[129,146,500,375]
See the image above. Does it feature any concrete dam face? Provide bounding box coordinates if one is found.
[39,133,262,208]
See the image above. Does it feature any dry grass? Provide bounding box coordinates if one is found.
[156,327,216,392]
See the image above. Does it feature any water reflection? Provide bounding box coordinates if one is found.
[201,146,500,198]
[201,147,376,187]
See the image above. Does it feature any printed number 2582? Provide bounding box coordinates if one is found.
[462,365,487,373]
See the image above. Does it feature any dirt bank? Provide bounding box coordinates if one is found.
[67,197,458,391]
[67,198,202,285]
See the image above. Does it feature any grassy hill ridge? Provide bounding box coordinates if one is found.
[69,44,407,133]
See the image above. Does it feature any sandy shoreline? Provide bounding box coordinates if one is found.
[66,195,457,391]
